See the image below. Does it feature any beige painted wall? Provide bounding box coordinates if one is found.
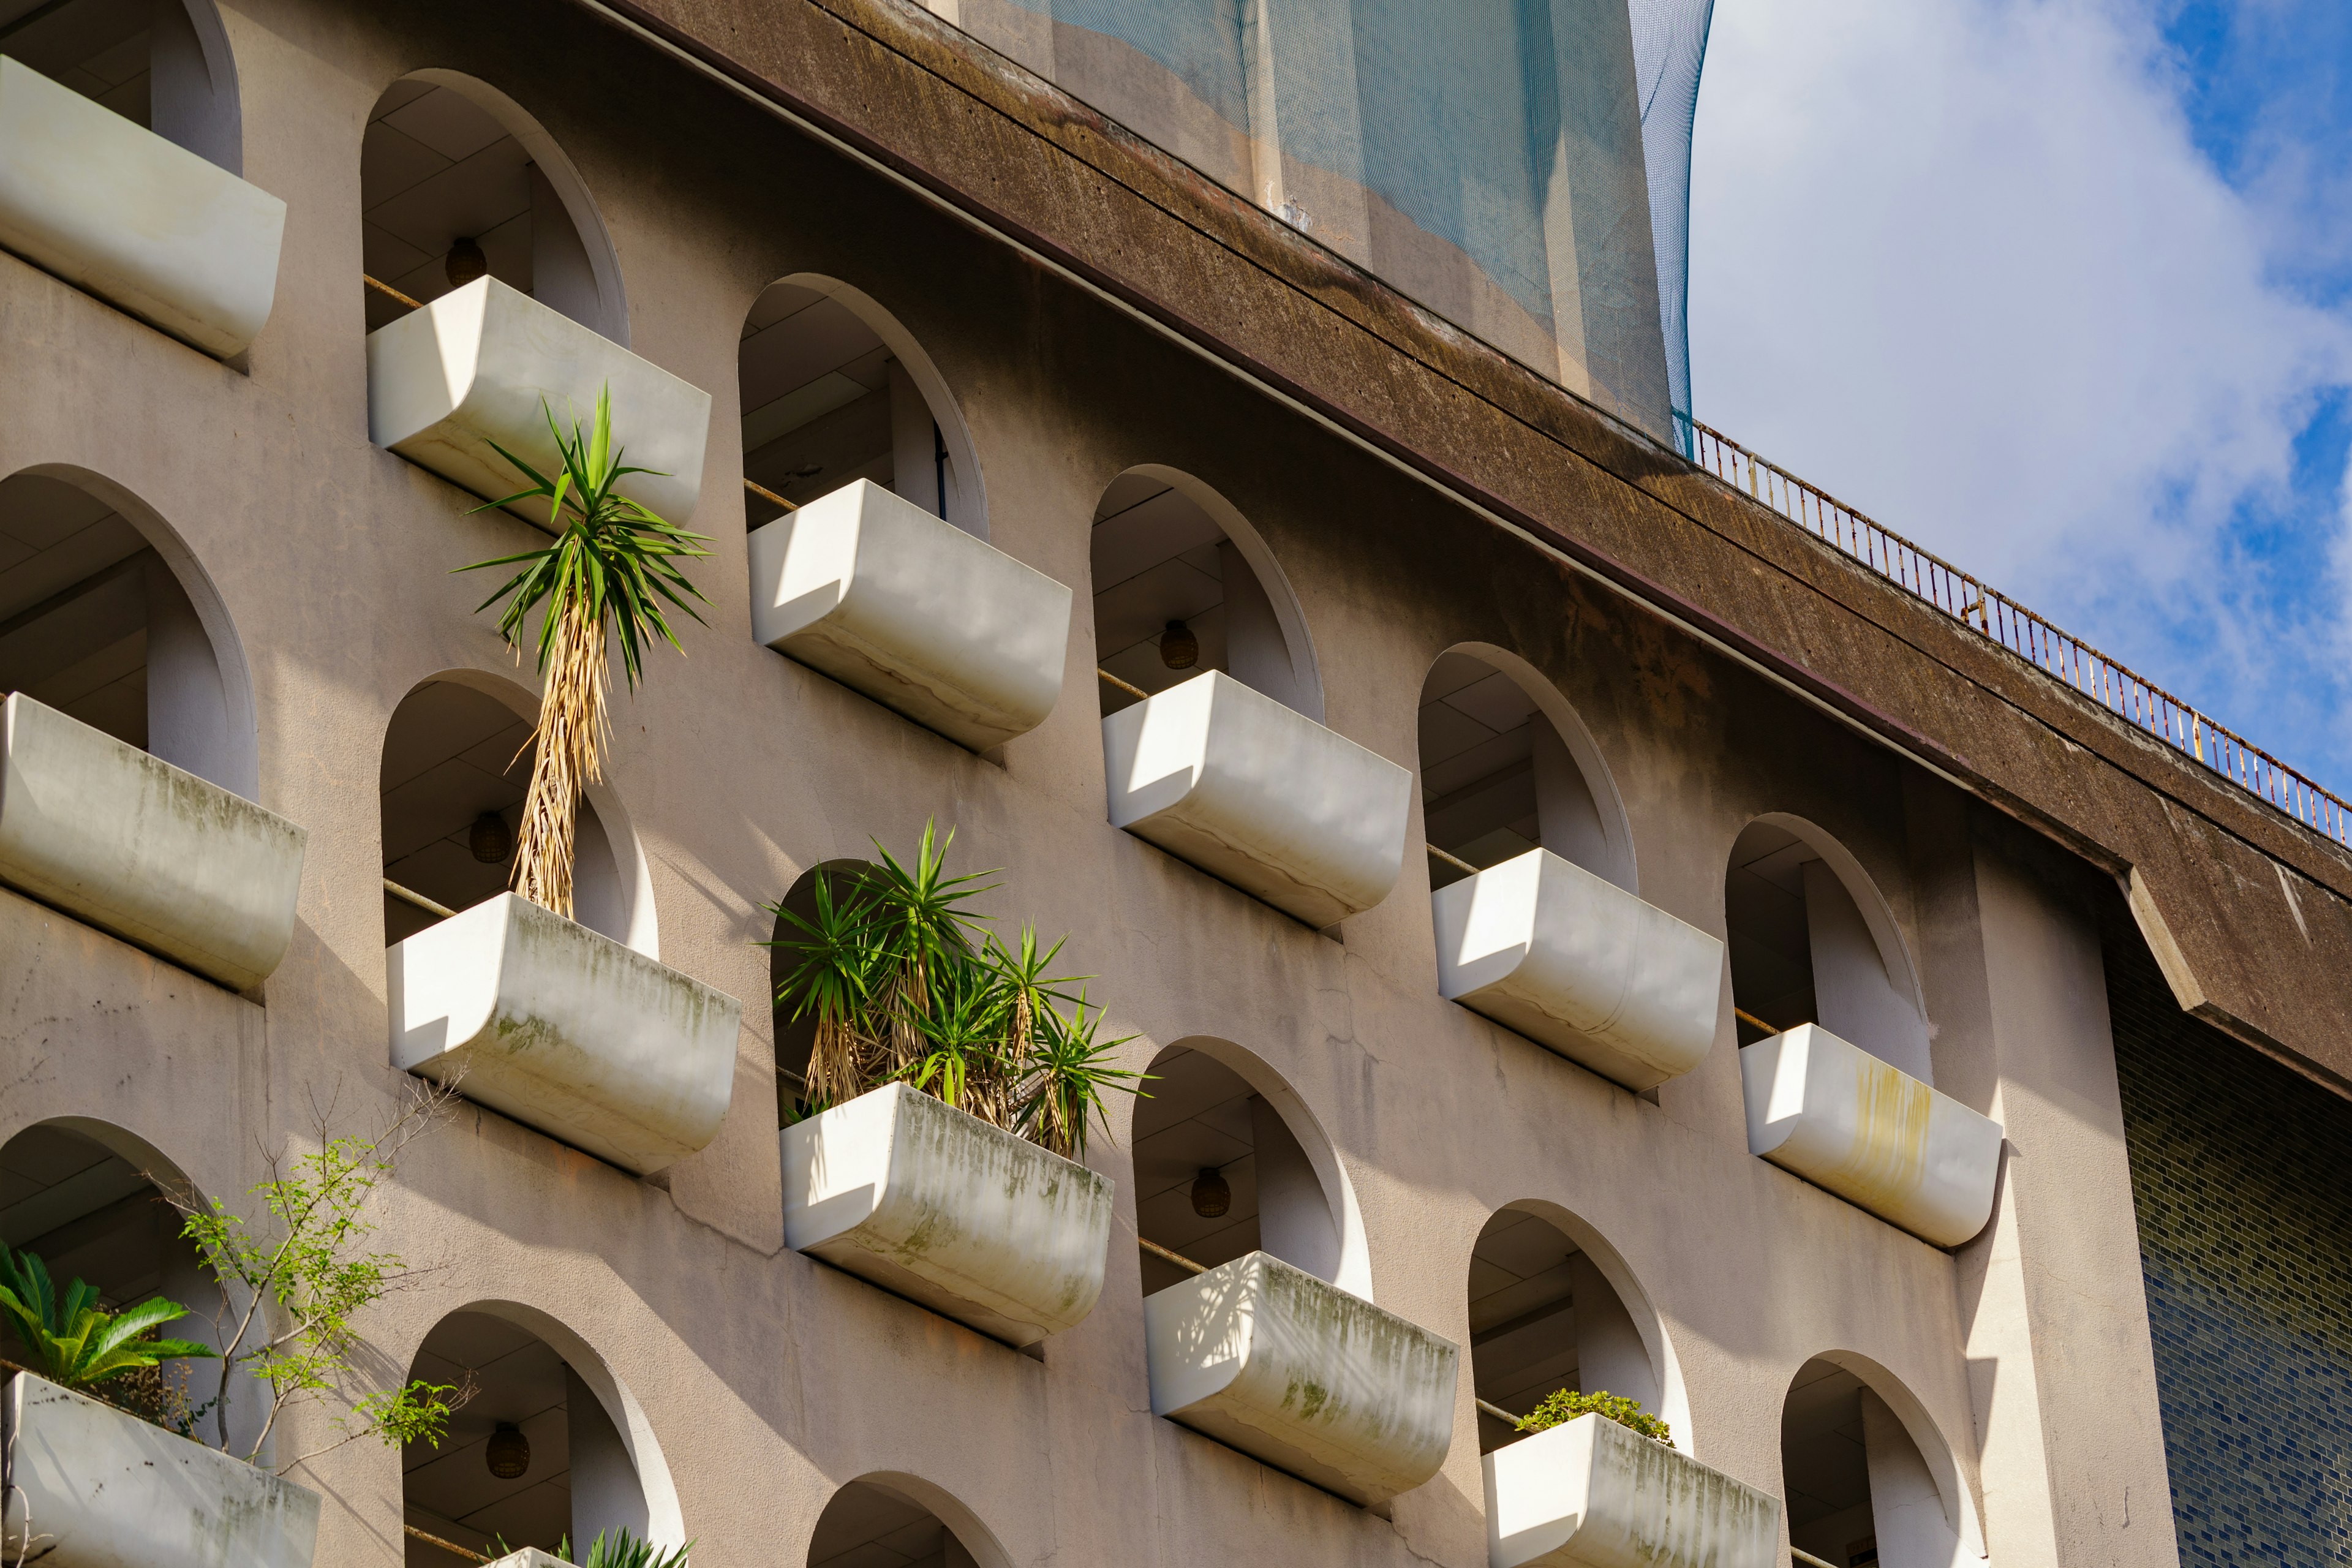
[0,2,2185,1564]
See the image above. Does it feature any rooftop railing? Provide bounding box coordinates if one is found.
[1684,419,2351,848]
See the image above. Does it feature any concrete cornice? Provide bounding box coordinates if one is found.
[570,0,2352,1093]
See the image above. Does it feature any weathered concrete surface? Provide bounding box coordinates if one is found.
[782,1082,1114,1347]
[0,693,304,991]
[1742,1024,2003,1248]
[1,1373,320,1568]
[1145,1251,1460,1510]
[1433,848,1723,1093]
[749,478,1072,750]
[387,892,742,1174]
[1482,1413,1781,1568]
[0,58,284,358]
[585,0,2352,1098]
[1105,669,1412,927]
[366,276,712,527]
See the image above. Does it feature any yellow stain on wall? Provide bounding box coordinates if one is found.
[1834,1054,1932,1207]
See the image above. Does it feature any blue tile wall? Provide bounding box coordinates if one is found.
[2105,905,2352,1566]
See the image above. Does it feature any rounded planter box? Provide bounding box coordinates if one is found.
[1,1373,321,1568]
[1740,1023,2003,1246]
[782,1082,1115,1348]
[1103,670,1413,928]
[387,892,742,1176]
[1483,1412,1782,1568]
[1433,848,1724,1092]
[0,693,305,991]
[1143,1250,1461,1510]
[748,478,1073,752]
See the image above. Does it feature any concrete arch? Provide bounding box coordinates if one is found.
[382,669,659,957]
[744,273,988,538]
[1787,1350,1989,1562]
[1131,1035,1373,1301]
[366,69,629,343]
[1470,1199,1691,1453]
[1,0,241,173]
[1089,464,1324,722]
[409,1298,687,1555]
[805,1471,1014,1568]
[1419,641,1635,893]
[1,462,260,801]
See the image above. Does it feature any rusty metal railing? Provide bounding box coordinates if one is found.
[1685,420,2352,846]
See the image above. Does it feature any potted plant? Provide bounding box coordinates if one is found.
[770,823,1142,1347]
[2,1089,466,1568]
[386,391,743,1176]
[1483,1390,1782,1568]
[489,1526,692,1566]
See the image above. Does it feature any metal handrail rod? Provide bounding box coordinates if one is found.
[1474,1396,1520,1427]
[1426,843,1480,876]
[1137,1236,1206,1275]
[383,878,456,920]
[743,475,799,512]
[1687,418,2352,846]
[364,273,423,310]
[1790,1550,1841,1568]
[1097,668,1152,701]
[404,1523,491,1563]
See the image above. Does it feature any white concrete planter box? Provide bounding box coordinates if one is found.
[387,892,741,1176]
[2,1373,320,1568]
[1434,849,1724,1092]
[750,480,1072,750]
[1741,1023,2002,1246]
[783,1082,1114,1347]
[0,59,285,358]
[366,277,712,526]
[1144,1250,1460,1509]
[0,694,304,991]
[1483,1413,1781,1568]
[1104,671,1412,928]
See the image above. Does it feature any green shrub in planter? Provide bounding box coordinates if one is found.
[1515,1389,1672,1445]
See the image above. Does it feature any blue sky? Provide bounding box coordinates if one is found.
[1687,0,2352,803]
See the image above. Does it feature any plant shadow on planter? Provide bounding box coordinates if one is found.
[399,1306,683,1565]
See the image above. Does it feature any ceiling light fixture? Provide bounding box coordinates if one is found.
[469,811,514,865]
[1190,1166,1230,1219]
[484,1422,530,1480]
[1159,619,1199,670]
[446,236,487,288]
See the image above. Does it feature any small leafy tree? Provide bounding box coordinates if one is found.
[165,1082,469,1471]
[1515,1389,1672,1445]
[768,823,1147,1159]
[459,386,710,919]
[0,1243,214,1395]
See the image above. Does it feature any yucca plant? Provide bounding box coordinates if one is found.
[459,385,710,918]
[500,1527,692,1567]
[0,1242,215,1395]
[766,823,1146,1158]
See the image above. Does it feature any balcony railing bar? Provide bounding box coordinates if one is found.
[364,273,423,311]
[1474,1396,1520,1427]
[1687,420,2352,846]
[1138,1236,1207,1276]
[1425,843,1480,876]
[743,475,799,512]
[383,877,456,921]
[404,1523,490,1563]
[1791,1550,1840,1568]
[1097,667,1152,702]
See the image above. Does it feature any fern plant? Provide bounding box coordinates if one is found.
[0,1242,215,1395]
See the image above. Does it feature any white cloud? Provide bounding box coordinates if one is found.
[1687,0,2352,687]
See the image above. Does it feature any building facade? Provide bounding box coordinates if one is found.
[1,2,2347,1566]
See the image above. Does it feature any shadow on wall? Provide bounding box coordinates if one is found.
[0,466,257,799]
[0,0,243,172]
[1725,817,1931,1080]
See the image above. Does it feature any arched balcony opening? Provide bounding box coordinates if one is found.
[400,1304,683,1564]
[768,858,878,1125]
[1131,1039,1366,1297]
[378,675,652,955]
[1,0,243,172]
[1781,1355,1984,1568]
[1467,1205,1673,1453]
[1724,816,1929,1081]
[738,275,982,536]
[360,72,623,340]
[1089,467,1321,722]
[1417,645,1631,893]
[805,1474,1007,1568]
